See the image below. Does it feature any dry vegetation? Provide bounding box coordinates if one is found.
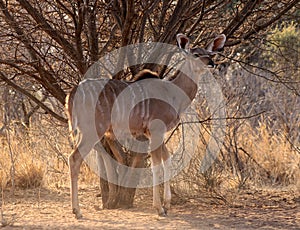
[0,94,299,194]
[0,120,99,192]
[170,122,300,196]
[0,0,299,228]
[0,99,299,228]
[1,61,300,228]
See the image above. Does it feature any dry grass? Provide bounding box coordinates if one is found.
[171,120,300,199]
[0,117,299,197]
[238,122,300,187]
[0,120,100,192]
[0,133,45,190]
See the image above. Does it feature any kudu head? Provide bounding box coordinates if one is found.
[176,33,226,68]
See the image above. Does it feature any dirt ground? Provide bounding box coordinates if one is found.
[1,186,299,230]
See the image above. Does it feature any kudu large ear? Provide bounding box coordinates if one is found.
[206,34,226,54]
[176,33,190,52]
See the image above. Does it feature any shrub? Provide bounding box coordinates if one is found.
[264,22,300,80]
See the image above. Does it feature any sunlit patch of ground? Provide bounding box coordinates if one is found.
[1,186,299,229]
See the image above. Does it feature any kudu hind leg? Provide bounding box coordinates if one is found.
[69,148,84,219]
[161,144,171,213]
[69,138,94,219]
[151,146,166,216]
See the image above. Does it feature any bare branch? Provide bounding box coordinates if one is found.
[225,0,300,46]
[16,0,87,73]
[222,0,262,38]
[0,71,67,123]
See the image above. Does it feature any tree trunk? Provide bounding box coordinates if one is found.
[100,137,147,209]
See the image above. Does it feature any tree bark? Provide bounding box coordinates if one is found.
[100,137,147,209]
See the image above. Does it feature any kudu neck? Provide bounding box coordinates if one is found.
[171,70,198,102]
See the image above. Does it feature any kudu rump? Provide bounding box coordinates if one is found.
[66,33,226,219]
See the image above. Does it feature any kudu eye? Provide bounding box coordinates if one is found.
[193,53,215,68]
[208,59,215,68]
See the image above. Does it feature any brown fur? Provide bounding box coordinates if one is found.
[132,69,159,81]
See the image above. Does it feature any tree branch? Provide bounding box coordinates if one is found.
[0,71,67,123]
[225,0,300,46]
[0,0,67,104]
[222,0,262,38]
[87,2,99,63]
[16,0,87,73]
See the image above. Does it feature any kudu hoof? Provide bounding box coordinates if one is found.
[73,208,83,219]
[158,208,168,217]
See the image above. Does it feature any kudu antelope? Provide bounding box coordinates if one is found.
[66,33,226,219]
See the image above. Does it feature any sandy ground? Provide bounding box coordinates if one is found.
[1,186,299,229]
